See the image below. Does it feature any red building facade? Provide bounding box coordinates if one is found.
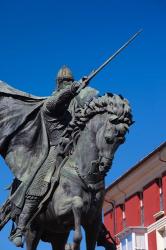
[103,142,166,250]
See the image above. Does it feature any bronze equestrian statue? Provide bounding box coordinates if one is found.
[0,30,141,249]
[0,72,132,249]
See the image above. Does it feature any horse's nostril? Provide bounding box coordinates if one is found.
[118,137,125,143]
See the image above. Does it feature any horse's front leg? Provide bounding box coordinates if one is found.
[50,232,69,250]
[25,225,43,250]
[66,196,83,250]
[85,216,102,250]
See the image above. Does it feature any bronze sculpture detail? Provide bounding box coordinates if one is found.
[0,31,140,249]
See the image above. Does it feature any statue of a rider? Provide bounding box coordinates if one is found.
[0,31,140,249]
[0,66,98,247]
[12,66,81,247]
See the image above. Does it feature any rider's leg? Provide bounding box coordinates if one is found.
[11,196,41,247]
[11,146,56,247]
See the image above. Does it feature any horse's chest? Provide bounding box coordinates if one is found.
[82,189,104,214]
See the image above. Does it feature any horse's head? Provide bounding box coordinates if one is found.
[94,94,133,174]
[61,93,132,177]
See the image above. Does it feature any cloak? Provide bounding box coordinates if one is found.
[0,80,49,183]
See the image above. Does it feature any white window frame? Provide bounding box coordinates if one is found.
[156,226,166,250]
[118,228,148,250]
[135,232,148,250]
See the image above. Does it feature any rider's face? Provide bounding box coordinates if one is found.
[58,80,72,91]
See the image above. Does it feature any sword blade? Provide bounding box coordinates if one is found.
[88,29,143,81]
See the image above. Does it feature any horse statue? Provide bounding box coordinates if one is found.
[11,93,133,250]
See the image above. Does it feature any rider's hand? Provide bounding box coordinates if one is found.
[80,76,89,84]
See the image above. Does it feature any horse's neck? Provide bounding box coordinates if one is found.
[71,114,103,176]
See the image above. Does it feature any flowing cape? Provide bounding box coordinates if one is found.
[0,81,49,183]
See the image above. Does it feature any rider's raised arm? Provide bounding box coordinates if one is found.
[43,82,79,116]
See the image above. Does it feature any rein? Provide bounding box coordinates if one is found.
[60,158,104,193]
[60,154,112,193]
[97,155,113,175]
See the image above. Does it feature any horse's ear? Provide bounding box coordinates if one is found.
[119,94,124,99]
[106,92,114,97]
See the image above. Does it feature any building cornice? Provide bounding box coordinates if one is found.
[147,215,166,233]
[104,142,166,214]
[115,216,166,240]
[116,226,147,240]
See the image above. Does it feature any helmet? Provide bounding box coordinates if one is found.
[56,66,74,89]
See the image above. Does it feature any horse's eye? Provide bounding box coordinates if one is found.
[109,119,118,125]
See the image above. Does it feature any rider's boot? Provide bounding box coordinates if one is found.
[10,197,40,248]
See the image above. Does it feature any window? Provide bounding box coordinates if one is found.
[120,234,133,249]
[157,228,166,250]
[121,239,127,250]
[135,234,146,250]
[127,234,132,250]
[120,232,147,250]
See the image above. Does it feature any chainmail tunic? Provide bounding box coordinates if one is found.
[26,146,57,197]
[25,84,78,198]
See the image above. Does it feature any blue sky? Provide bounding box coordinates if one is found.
[0,0,166,249]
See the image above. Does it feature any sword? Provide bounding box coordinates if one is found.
[77,29,142,93]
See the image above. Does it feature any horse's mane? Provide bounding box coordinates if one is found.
[59,93,133,155]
